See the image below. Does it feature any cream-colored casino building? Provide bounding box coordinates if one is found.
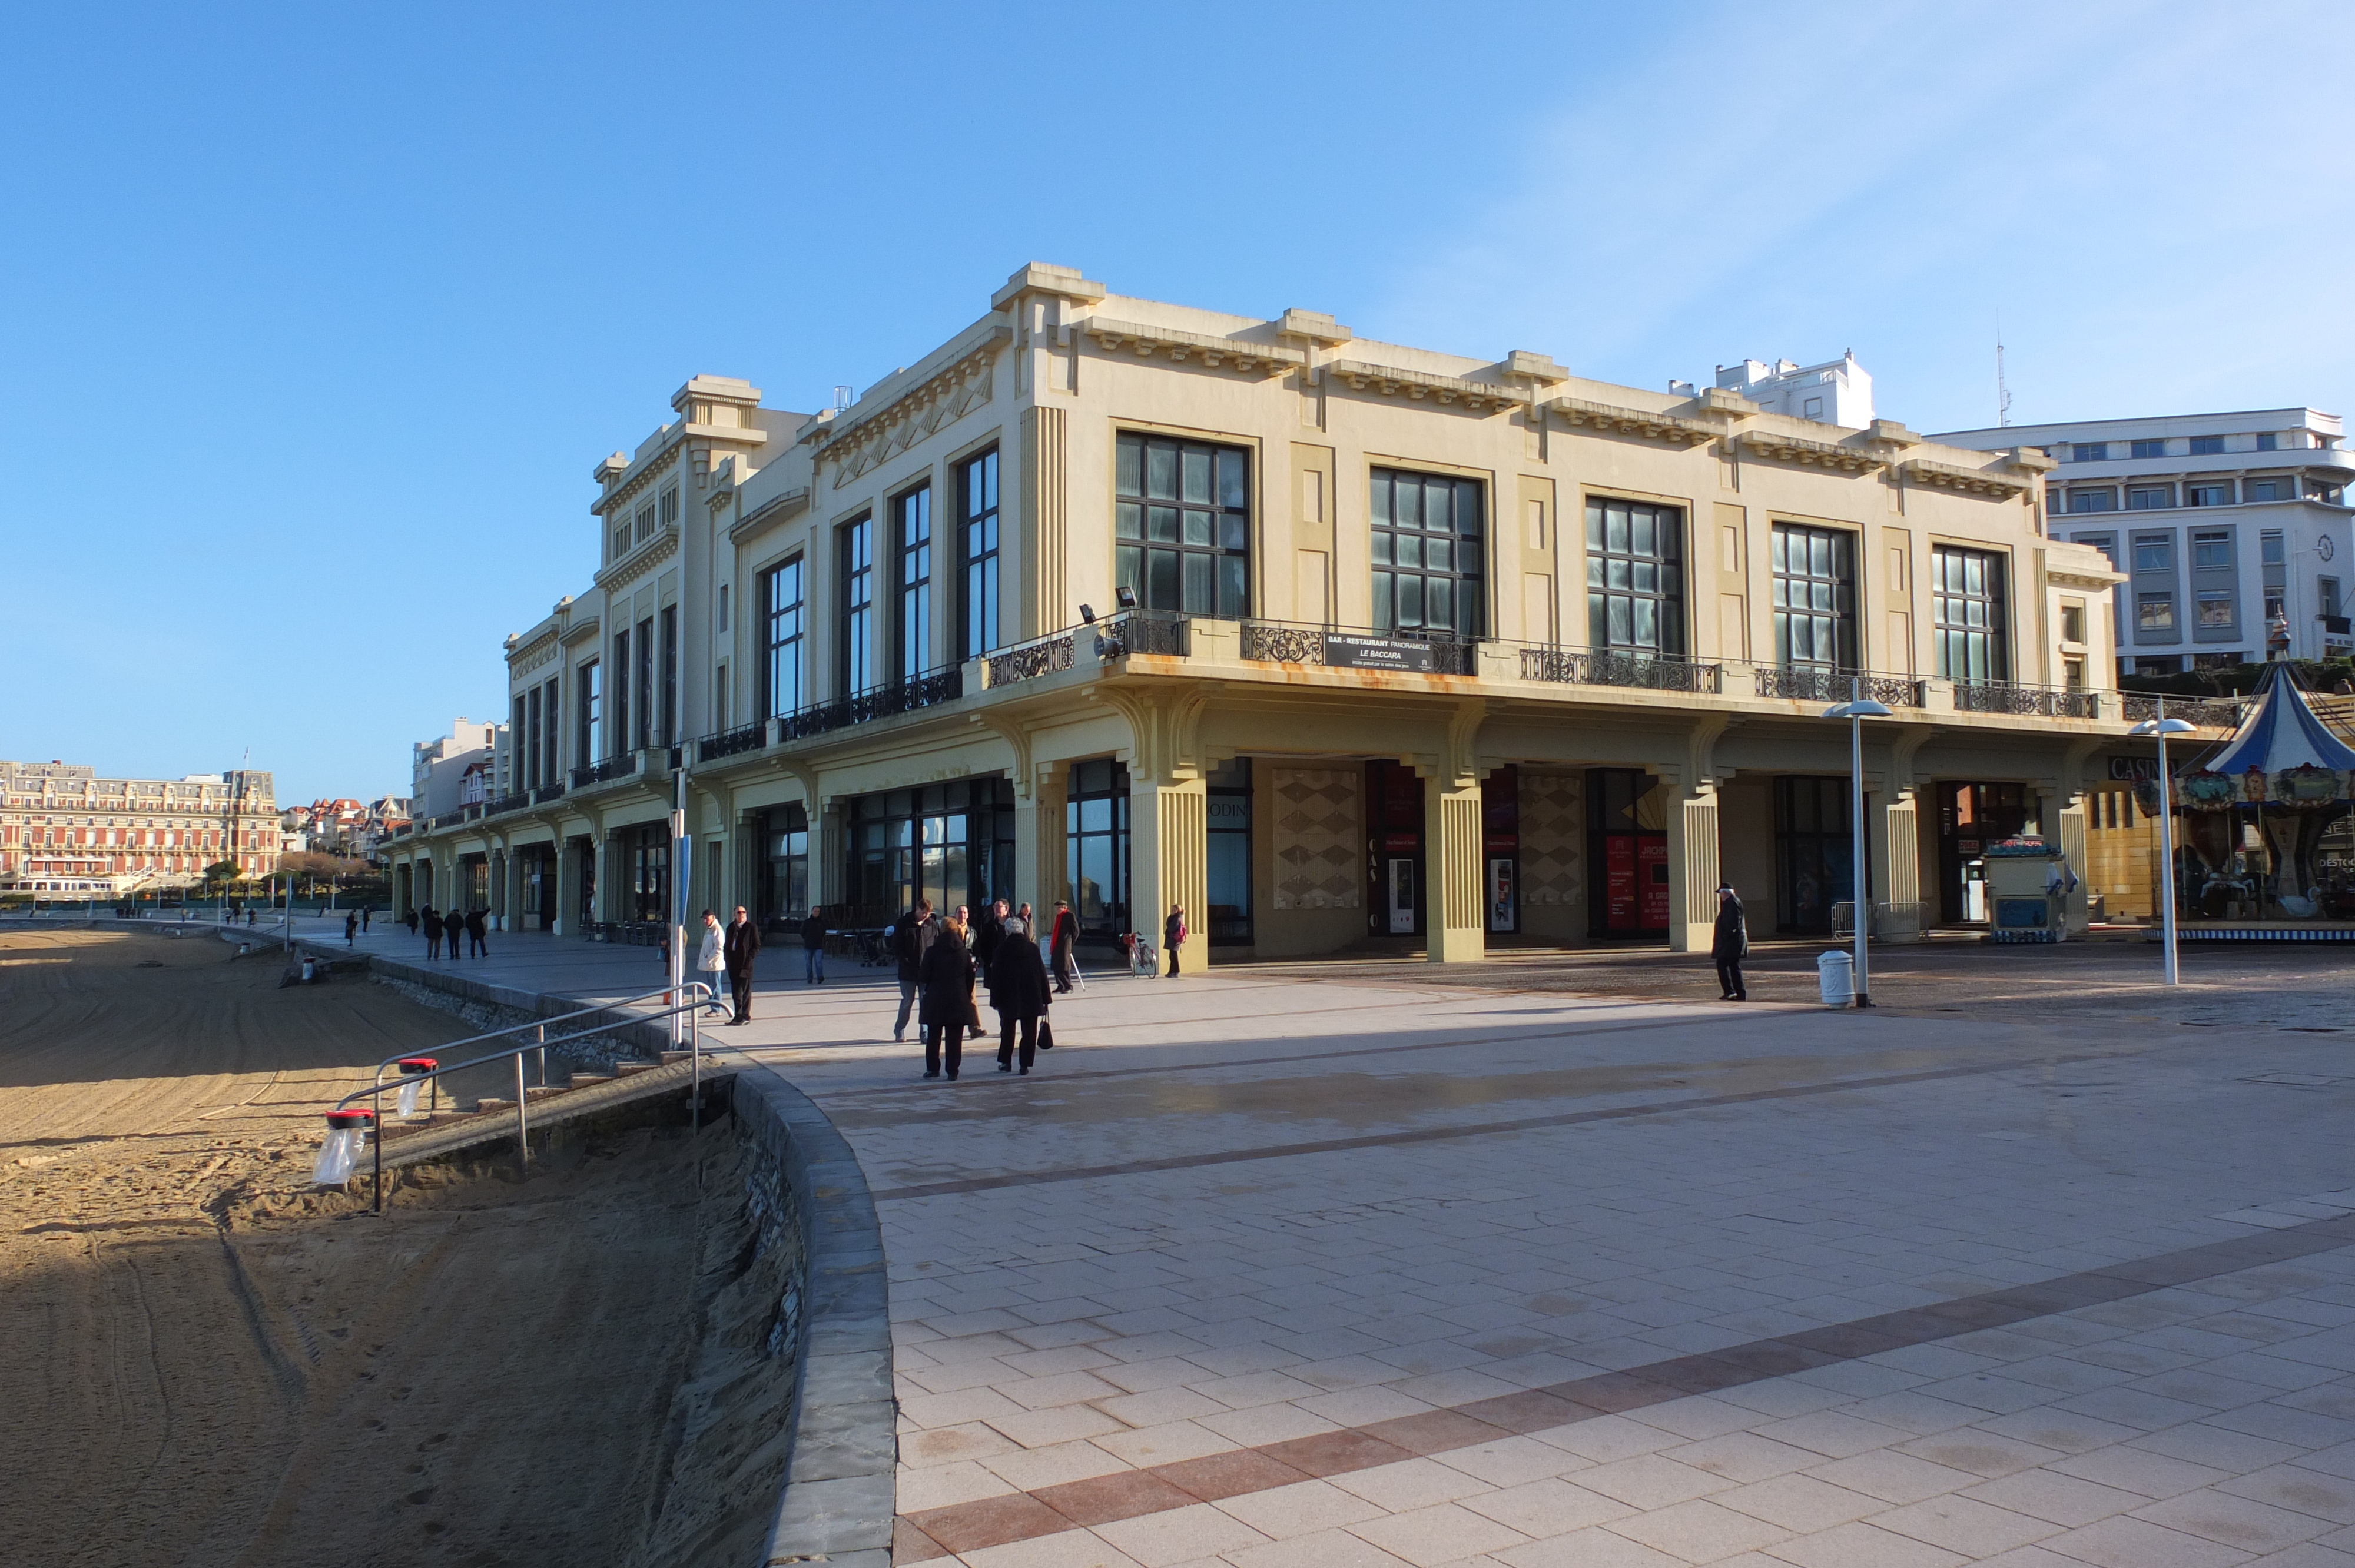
[389,261,2181,966]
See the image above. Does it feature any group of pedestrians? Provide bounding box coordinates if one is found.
[891,898,1056,1081]
[404,905,488,962]
[692,906,762,1024]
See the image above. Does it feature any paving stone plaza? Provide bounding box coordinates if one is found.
[298,922,2355,1565]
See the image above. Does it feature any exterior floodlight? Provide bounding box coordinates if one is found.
[1822,680,1893,1005]
[2130,710,2196,984]
[1079,604,1097,624]
[1115,586,1139,610]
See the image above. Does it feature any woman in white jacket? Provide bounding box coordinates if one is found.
[696,909,729,1016]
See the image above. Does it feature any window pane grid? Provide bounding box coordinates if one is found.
[895,486,932,680]
[841,516,874,696]
[1370,469,1485,638]
[1932,546,2008,682]
[763,558,804,719]
[1116,434,1249,617]
[1771,522,1856,671]
[959,449,1000,659]
[1585,499,1684,653]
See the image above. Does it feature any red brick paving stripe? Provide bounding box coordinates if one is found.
[1029,1469,1202,1527]
[892,1190,2355,1561]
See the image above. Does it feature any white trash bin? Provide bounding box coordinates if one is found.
[1816,949,1855,1007]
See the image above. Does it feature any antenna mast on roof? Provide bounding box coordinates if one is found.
[1995,322,2013,428]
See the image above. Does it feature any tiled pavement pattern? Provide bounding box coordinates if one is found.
[269,921,2355,1564]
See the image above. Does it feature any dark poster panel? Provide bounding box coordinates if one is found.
[1365,759,1425,937]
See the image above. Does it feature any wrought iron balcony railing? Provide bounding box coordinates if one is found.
[696,721,769,763]
[482,792,530,818]
[986,632,1076,687]
[1752,666,1928,709]
[779,667,965,743]
[2119,693,2245,729]
[530,782,568,806]
[1952,679,2100,720]
[569,753,642,790]
[1519,646,1723,695]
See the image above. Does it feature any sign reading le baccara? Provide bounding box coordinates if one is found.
[1324,633,1436,673]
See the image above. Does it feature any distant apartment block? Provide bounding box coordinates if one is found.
[1938,410,2355,672]
[411,718,505,822]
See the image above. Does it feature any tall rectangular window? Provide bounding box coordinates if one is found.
[659,484,679,527]
[1584,497,1685,653]
[525,685,543,789]
[635,616,654,749]
[1371,469,1485,639]
[894,485,932,680]
[761,557,805,717]
[1770,522,1856,671]
[1932,547,2008,682]
[958,449,1000,659]
[2323,577,2342,619]
[542,678,560,783]
[635,500,655,543]
[1115,432,1250,617]
[718,583,730,634]
[660,606,678,743]
[713,665,728,730]
[841,515,874,695]
[612,630,631,755]
[579,660,602,765]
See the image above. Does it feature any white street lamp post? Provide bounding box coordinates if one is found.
[2130,705,2196,985]
[1823,679,1895,1008]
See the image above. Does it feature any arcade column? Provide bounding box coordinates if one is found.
[1870,792,1926,941]
[1424,774,1487,964]
[1129,775,1207,972]
[1664,784,1722,954]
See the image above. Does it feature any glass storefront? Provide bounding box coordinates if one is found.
[626,823,668,923]
[1484,764,1519,934]
[1206,758,1251,944]
[1066,759,1131,941]
[1588,769,1669,936]
[1774,776,1853,935]
[848,777,1015,923]
[761,803,810,928]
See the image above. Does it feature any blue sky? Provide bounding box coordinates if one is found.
[6,1,2351,802]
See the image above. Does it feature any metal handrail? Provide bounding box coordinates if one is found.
[337,981,715,1211]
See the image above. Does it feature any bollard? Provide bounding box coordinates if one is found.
[313,1108,376,1187]
[1816,949,1855,1007]
[300,955,316,984]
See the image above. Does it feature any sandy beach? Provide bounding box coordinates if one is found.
[0,928,788,1567]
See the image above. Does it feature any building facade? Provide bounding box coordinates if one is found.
[410,719,503,822]
[391,261,2193,961]
[1,760,278,891]
[1938,410,2355,672]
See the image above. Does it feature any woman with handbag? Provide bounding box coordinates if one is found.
[918,916,979,1081]
[988,917,1053,1075]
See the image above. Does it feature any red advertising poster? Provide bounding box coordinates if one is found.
[1638,838,1671,929]
[1605,836,1636,930]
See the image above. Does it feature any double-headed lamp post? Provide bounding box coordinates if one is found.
[1823,679,1895,1008]
[2129,708,2195,985]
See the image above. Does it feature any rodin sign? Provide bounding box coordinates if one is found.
[1324,634,1437,672]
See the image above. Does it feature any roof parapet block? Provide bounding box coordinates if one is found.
[1497,350,1568,385]
[991,261,1107,310]
[1275,308,1352,346]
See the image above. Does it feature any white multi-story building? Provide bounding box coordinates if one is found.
[1677,353,1875,429]
[1938,410,2355,672]
[410,719,503,822]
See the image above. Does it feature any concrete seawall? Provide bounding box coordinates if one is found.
[306,936,897,1567]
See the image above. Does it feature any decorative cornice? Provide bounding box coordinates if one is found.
[1739,428,1886,473]
[1899,457,2032,500]
[1079,318,1304,377]
[558,614,602,647]
[592,421,768,518]
[507,627,560,670]
[730,486,810,543]
[2048,567,2127,590]
[593,523,680,593]
[818,328,1010,489]
[1551,397,1718,446]
[1325,360,1527,414]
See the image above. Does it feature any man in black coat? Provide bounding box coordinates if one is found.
[420,905,440,959]
[465,906,488,958]
[1712,885,1749,1001]
[723,903,762,1024]
[988,917,1052,1075]
[971,898,1007,971]
[892,900,936,1044]
[443,908,465,962]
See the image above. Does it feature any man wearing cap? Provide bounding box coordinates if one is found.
[1712,884,1748,1001]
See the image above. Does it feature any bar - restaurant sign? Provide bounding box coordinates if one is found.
[1325,633,1435,672]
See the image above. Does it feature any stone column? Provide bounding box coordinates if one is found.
[490,846,508,931]
[1664,785,1722,954]
[1870,792,1926,941]
[815,800,844,912]
[1424,775,1487,964]
[1017,762,1067,913]
[1130,777,1208,972]
[2056,795,2090,935]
